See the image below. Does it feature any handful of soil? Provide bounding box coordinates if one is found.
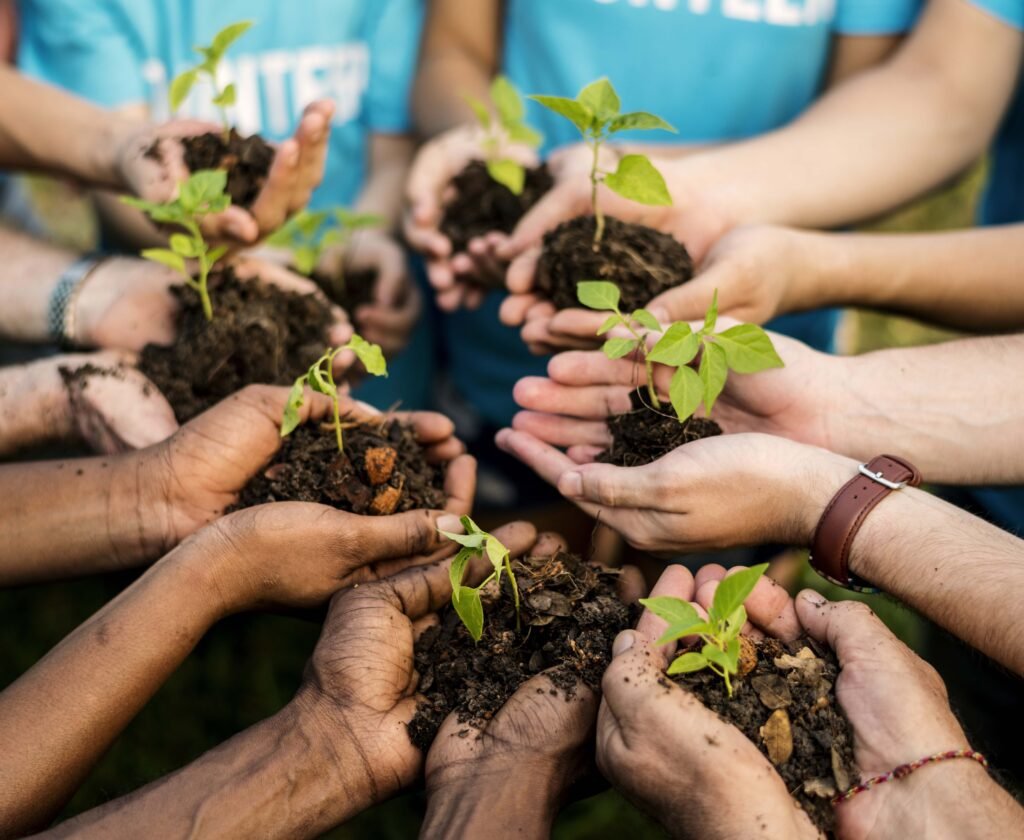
[234,420,446,515]
[138,267,333,423]
[537,215,693,311]
[600,390,721,467]
[408,551,634,750]
[313,268,378,315]
[439,160,553,284]
[181,129,274,208]
[673,636,857,834]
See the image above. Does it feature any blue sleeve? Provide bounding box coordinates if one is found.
[364,0,424,133]
[966,0,1024,28]
[17,0,147,107]
[832,0,925,34]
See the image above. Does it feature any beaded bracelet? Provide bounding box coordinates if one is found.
[833,749,988,805]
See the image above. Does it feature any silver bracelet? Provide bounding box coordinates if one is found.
[47,255,107,348]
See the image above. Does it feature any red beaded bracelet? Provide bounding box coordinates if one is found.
[833,749,989,805]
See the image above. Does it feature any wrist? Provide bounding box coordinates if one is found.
[92,117,138,191]
[781,229,847,314]
[110,446,180,564]
[0,358,76,455]
[793,447,859,546]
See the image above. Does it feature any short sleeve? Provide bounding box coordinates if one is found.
[832,0,925,34]
[17,0,147,107]
[364,0,424,133]
[966,0,1024,28]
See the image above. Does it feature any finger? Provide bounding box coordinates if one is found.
[340,508,450,565]
[548,309,617,343]
[441,454,477,516]
[512,376,633,419]
[292,101,333,207]
[557,461,661,510]
[616,565,647,604]
[374,251,411,309]
[739,571,802,641]
[412,614,440,642]
[501,185,581,266]
[402,208,451,258]
[505,246,542,295]
[511,410,612,448]
[547,352,641,388]
[647,269,722,324]
[488,520,540,560]
[637,565,696,652]
[494,427,578,490]
[693,579,762,639]
[567,444,604,464]
[202,206,260,244]
[529,531,569,558]
[249,139,301,233]
[382,556,474,621]
[400,410,455,444]
[795,591,897,667]
[694,563,727,591]
[498,291,540,327]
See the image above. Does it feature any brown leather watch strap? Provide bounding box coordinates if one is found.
[810,455,922,593]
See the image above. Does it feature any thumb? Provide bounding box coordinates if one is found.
[648,266,722,324]
[795,591,897,667]
[352,508,449,563]
[373,243,408,308]
[558,462,653,509]
[499,183,581,260]
[601,631,669,713]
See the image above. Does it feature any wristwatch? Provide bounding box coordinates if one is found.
[809,454,922,593]
[47,254,107,348]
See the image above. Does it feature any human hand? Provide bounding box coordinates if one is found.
[293,522,539,813]
[140,384,474,551]
[597,566,820,839]
[114,101,335,247]
[403,124,538,312]
[321,229,421,356]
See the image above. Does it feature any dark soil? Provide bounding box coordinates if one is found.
[600,390,721,467]
[672,636,857,834]
[138,267,332,423]
[439,160,553,282]
[233,420,446,515]
[408,552,634,750]
[181,129,274,208]
[313,267,378,315]
[537,215,693,310]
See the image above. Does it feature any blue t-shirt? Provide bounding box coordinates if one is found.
[446,0,923,428]
[18,0,435,410]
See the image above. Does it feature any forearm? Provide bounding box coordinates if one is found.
[0,66,128,188]
[0,449,173,585]
[0,226,78,343]
[0,357,76,455]
[39,697,375,840]
[357,135,416,229]
[0,549,223,837]
[789,226,1024,331]
[671,0,1021,230]
[823,336,1024,484]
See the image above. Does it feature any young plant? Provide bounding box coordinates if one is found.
[440,516,520,642]
[121,169,231,320]
[577,282,783,423]
[280,335,387,453]
[641,563,768,697]
[530,77,675,245]
[169,20,254,133]
[465,75,543,195]
[266,208,384,295]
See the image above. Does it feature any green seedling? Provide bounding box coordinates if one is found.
[266,208,384,296]
[280,335,387,453]
[577,282,783,423]
[169,20,254,133]
[122,169,231,320]
[530,77,675,245]
[641,563,768,697]
[440,516,520,642]
[465,75,543,195]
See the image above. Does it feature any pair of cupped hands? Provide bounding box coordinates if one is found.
[84,382,967,839]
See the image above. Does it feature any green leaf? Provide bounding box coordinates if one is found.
[602,337,639,360]
[169,69,198,112]
[452,586,484,642]
[344,334,388,377]
[485,535,508,573]
[604,154,673,206]
[722,605,747,642]
[506,121,543,148]
[576,280,620,311]
[529,94,592,135]
[668,365,703,422]
[596,314,621,335]
[140,248,186,275]
[293,245,318,276]
[702,643,734,672]
[709,563,769,623]
[648,322,699,367]
[486,158,526,195]
[169,233,200,258]
[465,94,491,130]
[184,169,229,208]
[724,637,741,671]
[703,290,719,334]
[440,530,487,549]
[460,515,484,535]
[631,309,661,332]
[210,20,254,60]
[667,652,709,675]
[280,375,307,437]
[698,340,728,415]
[307,359,336,397]
[608,111,677,135]
[656,620,714,647]
[449,548,472,592]
[714,325,785,374]
[296,210,329,237]
[490,75,524,125]
[639,596,702,628]
[577,77,620,125]
[206,195,231,214]
[212,82,236,107]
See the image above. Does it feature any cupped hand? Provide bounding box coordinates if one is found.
[403,124,538,311]
[294,522,539,806]
[597,565,820,839]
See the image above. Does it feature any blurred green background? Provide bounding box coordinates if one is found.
[1,161,1014,838]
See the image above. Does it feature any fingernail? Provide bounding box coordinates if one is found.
[560,472,583,498]
[437,514,462,534]
[613,631,635,657]
[799,589,827,607]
